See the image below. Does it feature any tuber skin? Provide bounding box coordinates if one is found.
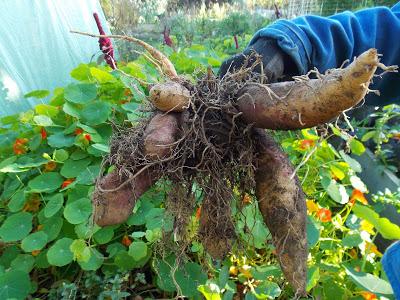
[253,128,307,296]
[149,82,190,112]
[144,112,180,159]
[237,49,383,129]
[92,170,155,226]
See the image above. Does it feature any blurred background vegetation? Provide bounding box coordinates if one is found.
[100,0,398,61]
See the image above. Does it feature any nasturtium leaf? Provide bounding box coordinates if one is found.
[70,239,91,262]
[8,189,26,212]
[306,266,320,291]
[353,204,400,239]
[42,217,63,241]
[47,238,73,266]
[350,176,367,193]
[91,143,110,153]
[64,83,97,104]
[0,270,31,300]
[80,101,111,126]
[325,180,349,204]
[145,208,165,230]
[128,241,148,261]
[10,254,35,272]
[78,248,103,271]
[90,67,116,83]
[60,158,91,178]
[64,198,92,224]
[307,215,320,248]
[74,222,96,239]
[28,172,63,193]
[114,250,137,270]
[342,233,363,248]
[198,283,222,300]
[349,139,366,156]
[21,231,48,252]
[218,265,230,289]
[0,212,32,242]
[0,245,20,268]
[71,64,92,81]
[35,250,50,269]
[106,243,126,258]
[63,102,81,118]
[76,165,100,185]
[47,132,75,148]
[329,164,345,180]
[53,149,69,162]
[344,265,393,295]
[174,262,210,298]
[44,194,64,218]
[361,130,376,142]
[24,89,50,98]
[253,281,281,299]
[35,104,59,117]
[339,150,362,173]
[93,226,114,244]
[33,115,53,127]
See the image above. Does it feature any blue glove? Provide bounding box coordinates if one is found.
[382,241,400,298]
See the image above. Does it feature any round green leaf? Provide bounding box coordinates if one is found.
[128,241,147,261]
[0,212,32,242]
[78,248,103,271]
[8,190,26,212]
[0,270,31,300]
[47,132,75,148]
[21,231,48,252]
[10,254,35,273]
[342,233,363,248]
[64,198,92,224]
[93,226,114,244]
[81,101,111,126]
[47,238,73,266]
[28,172,63,193]
[60,158,91,178]
[53,149,69,162]
[344,265,393,295]
[70,239,91,262]
[65,83,97,104]
[44,194,64,218]
[114,250,137,270]
[42,217,63,241]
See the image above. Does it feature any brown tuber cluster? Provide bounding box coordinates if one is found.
[73,31,397,298]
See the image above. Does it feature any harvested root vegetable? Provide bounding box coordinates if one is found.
[144,112,180,159]
[71,31,395,294]
[92,169,155,226]
[237,49,396,129]
[253,128,307,296]
[149,82,190,112]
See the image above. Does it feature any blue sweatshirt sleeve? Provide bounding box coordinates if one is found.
[249,3,400,106]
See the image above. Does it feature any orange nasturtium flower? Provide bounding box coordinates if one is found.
[40,127,47,140]
[61,178,75,189]
[44,161,57,172]
[31,250,41,257]
[360,291,377,300]
[13,138,29,155]
[365,241,382,256]
[121,235,132,247]
[74,128,83,135]
[84,134,91,142]
[195,206,202,220]
[242,194,252,204]
[299,139,315,150]
[316,208,332,222]
[350,189,368,205]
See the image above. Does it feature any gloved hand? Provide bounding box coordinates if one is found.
[218,37,297,83]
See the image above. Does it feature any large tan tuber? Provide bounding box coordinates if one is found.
[149,82,190,112]
[253,128,307,296]
[237,49,390,129]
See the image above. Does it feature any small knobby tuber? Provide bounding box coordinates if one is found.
[253,128,307,296]
[149,82,190,112]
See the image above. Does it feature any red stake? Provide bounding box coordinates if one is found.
[93,12,117,69]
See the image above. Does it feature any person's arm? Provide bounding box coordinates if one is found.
[249,3,400,105]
